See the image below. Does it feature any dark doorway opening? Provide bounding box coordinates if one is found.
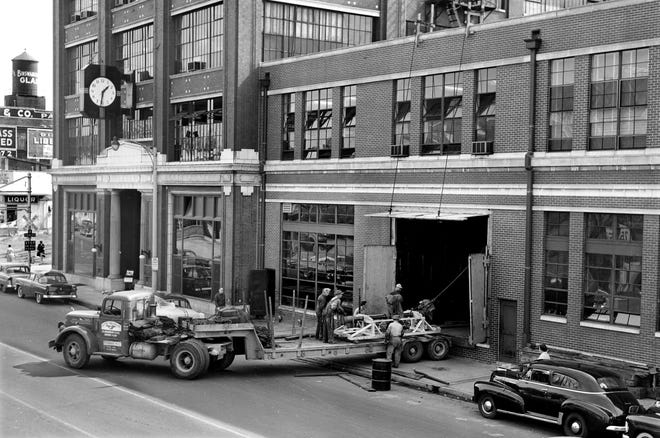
[120,190,141,281]
[395,216,488,326]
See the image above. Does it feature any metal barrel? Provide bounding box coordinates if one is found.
[371,358,392,391]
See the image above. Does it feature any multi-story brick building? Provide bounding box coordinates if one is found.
[52,0,660,372]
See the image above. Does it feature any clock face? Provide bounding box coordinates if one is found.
[89,77,117,107]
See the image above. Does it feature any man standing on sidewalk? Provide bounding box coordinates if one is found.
[385,314,404,368]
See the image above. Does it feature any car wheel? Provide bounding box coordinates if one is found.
[426,338,450,360]
[170,340,206,380]
[16,286,24,298]
[401,340,424,363]
[634,433,655,438]
[477,394,498,419]
[563,412,589,437]
[63,334,90,369]
[35,293,43,304]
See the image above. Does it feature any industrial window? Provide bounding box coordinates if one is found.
[583,214,642,327]
[172,195,223,301]
[121,107,153,140]
[475,68,496,143]
[67,192,100,278]
[281,93,295,160]
[422,72,463,155]
[544,212,569,316]
[589,48,648,150]
[69,0,97,22]
[112,0,138,7]
[341,85,356,158]
[173,97,223,161]
[548,58,574,151]
[392,78,411,156]
[174,3,223,73]
[303,88,332,159]
[66,40,98,95]
[281,203,355,311]
[262,1,373,61]
[66,117,98,165]
[115,24,154,82]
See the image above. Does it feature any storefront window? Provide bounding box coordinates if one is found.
[172,195,222,300]
[67,192,99,278]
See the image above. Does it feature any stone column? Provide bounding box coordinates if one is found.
[137,192,149,285]
[109,190,121,278]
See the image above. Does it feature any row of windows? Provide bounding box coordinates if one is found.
[543,213,644,328]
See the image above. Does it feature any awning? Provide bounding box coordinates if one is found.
[365,209,489,221]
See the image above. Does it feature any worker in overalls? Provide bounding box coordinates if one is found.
[385,314,404,368]
[323,289,345,343]
[315,288,331,340]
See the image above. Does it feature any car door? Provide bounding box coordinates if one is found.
[546,371,580,418]
[25,273,38,297]
[98,298,130,355]
[519,367,553,415]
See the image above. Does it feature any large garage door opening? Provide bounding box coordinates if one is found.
[395,216,488,329]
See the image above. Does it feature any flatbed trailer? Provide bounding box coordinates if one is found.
[49,291,451,379]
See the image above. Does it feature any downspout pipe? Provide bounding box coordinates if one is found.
[257,72,270,269]
[522,30,541,347]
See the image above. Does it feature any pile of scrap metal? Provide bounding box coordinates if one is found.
[333,310,440,342]
[129,316,193,341]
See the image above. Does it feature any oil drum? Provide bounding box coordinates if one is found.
[372,358,392,391]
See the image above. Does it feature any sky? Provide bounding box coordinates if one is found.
[0,1,53,110]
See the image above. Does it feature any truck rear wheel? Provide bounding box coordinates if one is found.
[426,338,450,360]
[188,340,210,375]
[63,334,90,369]
[170,340,207,379]
[211,351,235,371]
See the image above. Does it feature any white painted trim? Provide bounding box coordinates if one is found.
[111,18,153,35]
[169,90,223,104]
[64,35,98,49]
[655,332,660,338]
[579,321,640,335]
[540,315,567,324]
[170,0,221,17]
[476,343,490,349]
[269,0,380,17]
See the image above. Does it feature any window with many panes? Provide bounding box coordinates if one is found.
[122,107,152,140]
[341,85,356,158]
[66,117,98,165]
[544,212,569,316]
[282,93,295,160]
[70,0,97,22]
[282,204,354,310]
[475,68,496,143]
[304,89,332,159]
[549,58,574,151]
[422,72,463,155]
[583,214,642,327]
[174,3,223,73]
[67,41,98,95]
[392,78,410,156]
[115,24,154,82]
[589,48,648,150]
[173,97,223,161]
[262,1,373,61]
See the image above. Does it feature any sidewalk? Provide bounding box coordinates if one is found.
[68,284,657,408]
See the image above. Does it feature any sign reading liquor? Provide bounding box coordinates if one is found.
[0,107,52,119]
[27,129,53,159]
[0,127,16,151]
[3,195,38,204]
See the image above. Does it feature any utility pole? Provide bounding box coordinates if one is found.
[26,172,33,266]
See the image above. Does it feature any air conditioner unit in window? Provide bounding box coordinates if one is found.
[138,71,152,81]
[71,14,81,23]
[187,61,206,72]
[80,10,96,19]
[391,144,410,157]
[472,141,494,155]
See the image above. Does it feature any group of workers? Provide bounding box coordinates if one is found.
[315,287,346,343]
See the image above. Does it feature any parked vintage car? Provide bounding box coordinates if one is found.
[153,293,205,323]
[0,263,30,293]
[624,400,660,438]
[473,359,641,437]
[15,271,77,304]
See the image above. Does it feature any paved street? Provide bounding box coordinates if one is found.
[0,291,559,438]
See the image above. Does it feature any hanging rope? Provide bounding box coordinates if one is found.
[428,266,468,304]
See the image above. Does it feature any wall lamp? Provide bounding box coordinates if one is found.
[139,249,151,259]
[91,244,102,254]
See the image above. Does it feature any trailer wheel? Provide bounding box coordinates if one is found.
[170,340,206,379]
[426,338,450,360]
[63,334,90,369]
[211,351,235,371]
[401,340,424,363]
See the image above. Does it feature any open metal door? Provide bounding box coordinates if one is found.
[363,245,396,315]
[468,252,489,345]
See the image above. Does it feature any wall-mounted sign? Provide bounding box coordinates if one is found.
[0,127,16,152]
[0,107,52,119]
[27,129,53,159]
[3,195,38,204]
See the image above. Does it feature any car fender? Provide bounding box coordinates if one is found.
[474,380,525,413]
[52,326,98,354]
[561,398,611,430]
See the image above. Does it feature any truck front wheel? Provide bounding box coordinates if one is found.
[63,334,90,369]
[170,340,207,379]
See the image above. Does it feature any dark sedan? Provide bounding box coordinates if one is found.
[15,271,77,304]
[624,400,660,438]
[0,263,30,293]
[474,359,641,437]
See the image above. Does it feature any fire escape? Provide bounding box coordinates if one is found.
[421,0,499,31]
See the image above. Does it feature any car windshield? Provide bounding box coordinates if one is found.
[43,273,67,284]
[597,376,627,390]
[7,266,28,274]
